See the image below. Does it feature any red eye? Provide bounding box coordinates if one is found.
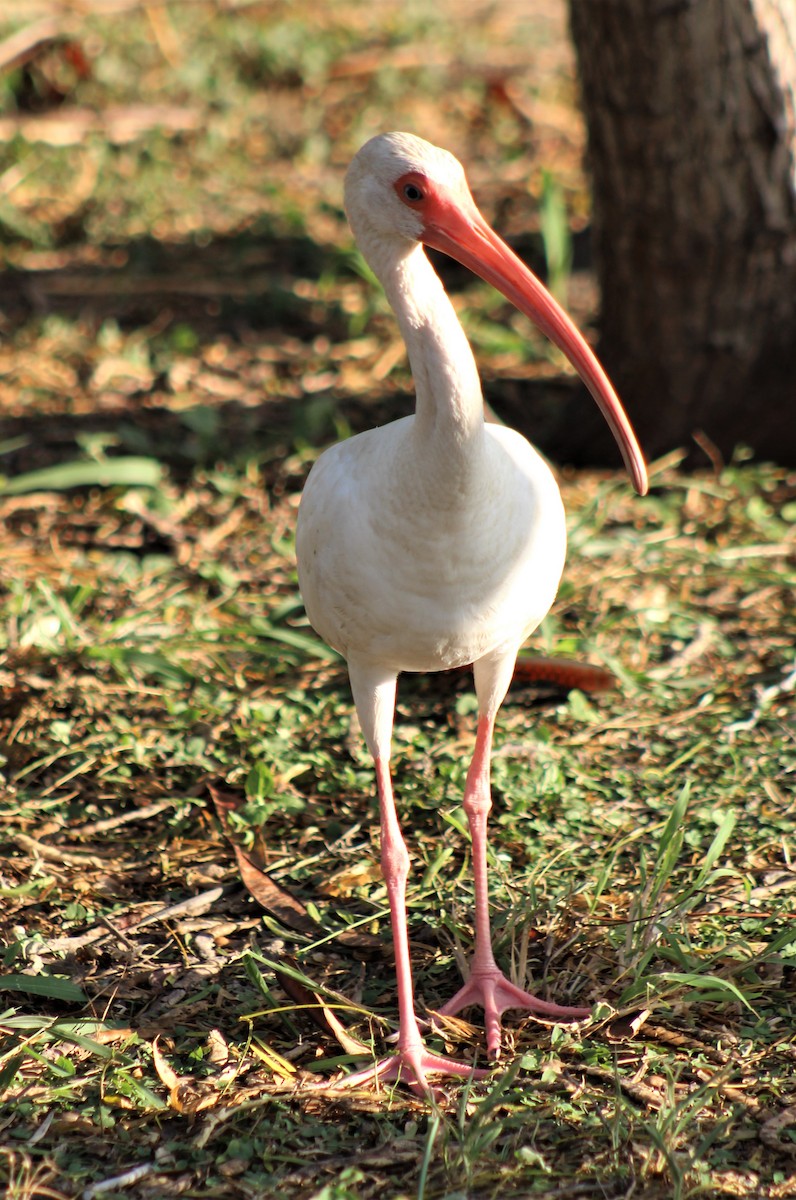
[395,174,428,207]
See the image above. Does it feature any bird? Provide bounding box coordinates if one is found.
[296,132,648,1096]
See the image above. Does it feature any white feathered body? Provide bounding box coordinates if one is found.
[297,416,565,675]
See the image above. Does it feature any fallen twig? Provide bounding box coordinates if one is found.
[71,797,184,837]
[39,887,226,953]
[12,832,105,869]
[82,1163,154,1200]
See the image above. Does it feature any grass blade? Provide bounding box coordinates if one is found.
[0,975,87,1004]
[0,457,163,495]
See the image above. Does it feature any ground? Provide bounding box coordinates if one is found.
[1,2,795,1198]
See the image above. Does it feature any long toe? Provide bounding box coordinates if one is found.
[438,968,591,1059]
[492,975,592,1022]
[326,1044,489,1099]
[479,984,503,1060]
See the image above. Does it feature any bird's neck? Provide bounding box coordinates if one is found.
[380,243,485,453]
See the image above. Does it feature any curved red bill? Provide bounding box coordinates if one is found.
[420,186,648,496]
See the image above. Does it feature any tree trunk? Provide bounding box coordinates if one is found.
[557,0,796,469]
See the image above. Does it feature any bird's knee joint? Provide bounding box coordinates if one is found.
[463,793,492,822]
[382,837,410,884]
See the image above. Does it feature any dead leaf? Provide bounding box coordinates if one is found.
[90,355,154,394]
[102,1093,136,1110]
[208,782,384,955]
[151,1036,180,1091]
[205,1028,230,1067]
[325,860,382,897]
[92,1027,134,1045]
[511,655,616,692]
[151,1036,219,1114]
[607,1009,652,1041]
[209,783,315,930]
[274,968,371,1058]
[170,1081,219,1115]
[249,1039,298,1081]
[233,844,318,935]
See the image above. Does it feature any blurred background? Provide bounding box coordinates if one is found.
[0,0,603,486]
[5,0,795,494]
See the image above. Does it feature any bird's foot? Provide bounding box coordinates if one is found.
[437,968,591,1060]
[326,1040,489,1100]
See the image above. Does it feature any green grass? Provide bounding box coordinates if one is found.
[1,2,795,1198]
[2,446,793,1199]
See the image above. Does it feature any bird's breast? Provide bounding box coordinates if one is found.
[296,420,566,673]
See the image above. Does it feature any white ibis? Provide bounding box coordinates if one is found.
[296,132,647,1095]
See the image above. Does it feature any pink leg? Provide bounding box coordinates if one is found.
[335,756,487,1097]
[438,714,590,1059]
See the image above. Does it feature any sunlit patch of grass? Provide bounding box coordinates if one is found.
[1,449,794,1198]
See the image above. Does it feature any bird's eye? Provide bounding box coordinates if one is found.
[403,183,424,202]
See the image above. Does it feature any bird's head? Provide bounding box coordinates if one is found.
[344,131,470,250]
[345,132,648,496]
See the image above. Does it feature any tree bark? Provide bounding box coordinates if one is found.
[556,0,796,468]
